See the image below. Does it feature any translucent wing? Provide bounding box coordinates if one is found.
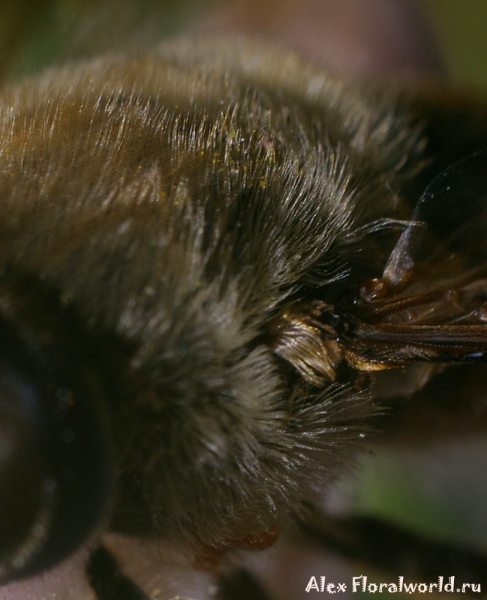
[383,148,487,290]
[336,149,487,369]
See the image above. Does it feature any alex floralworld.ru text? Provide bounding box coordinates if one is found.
[305,576,481,594]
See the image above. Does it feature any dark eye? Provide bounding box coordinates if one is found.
[0,308,112,582]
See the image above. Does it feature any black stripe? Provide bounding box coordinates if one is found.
[215,569,274,600]
[86,545,151,600]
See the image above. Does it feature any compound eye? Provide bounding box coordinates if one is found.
[0,325,112,582]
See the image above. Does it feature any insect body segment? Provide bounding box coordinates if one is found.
[1,39,406,578]
[1,37,487,596]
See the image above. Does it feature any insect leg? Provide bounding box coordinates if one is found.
[215,568,275,600]
[86,545,151,600]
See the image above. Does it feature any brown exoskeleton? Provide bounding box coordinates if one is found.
[2,14,487,600]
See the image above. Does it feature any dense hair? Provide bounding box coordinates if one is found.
[0,38,424,548]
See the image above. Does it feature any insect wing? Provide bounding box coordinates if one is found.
[339,149,487,369]
[383,148,487,292]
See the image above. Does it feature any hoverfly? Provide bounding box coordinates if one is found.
[2,2,487,599]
